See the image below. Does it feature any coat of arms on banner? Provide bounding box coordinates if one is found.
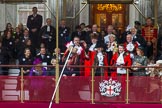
[99,78,121,97]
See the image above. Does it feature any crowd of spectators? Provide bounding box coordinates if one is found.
[0,7,162,77]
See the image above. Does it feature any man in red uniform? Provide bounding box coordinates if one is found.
[62,36,85,76]
[142,17,158,59]
[93,43,108,78]
[84,33,98,76]
[110,44,132,98]
[111,44,132,78]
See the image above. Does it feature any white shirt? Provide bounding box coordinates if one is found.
[47,26,50,32]
[66,41,83,55]
[89,43,96,51]
[97,52,104,66]
[116,52,125,65]
[104,35,110,44]
[116,52,126,74]
[106,41,116,52]
[126,42,134,52]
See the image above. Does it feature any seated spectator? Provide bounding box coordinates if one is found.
[18,39,36,58]
[0,41,10,75]
[29,58,46,76]
[131,46,148,76]
[36,47,52,72]
[3,23,13,37]
[18,48,34,76]
[17,23,25,34]
[51,48,62,66]
[2,31,15,60]
[50,48,63,76]
[29,58,47,101]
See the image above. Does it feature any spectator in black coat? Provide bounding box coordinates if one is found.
[27,7,43,49]
[39,18,56,54]
[59,19,70,52]
[0,41,10,75]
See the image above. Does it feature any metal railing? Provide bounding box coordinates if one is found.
[0,65,162,104]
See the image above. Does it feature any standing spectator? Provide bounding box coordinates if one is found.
[104,25,114,44]
[131,28,146,48]
[62,36,85,76]
[123,33,138,59]
[84,33,99,76]
[71,25,86,41]
[93,43,108,77]
[100,29,107,43]
[27,7,43,49]
[110,44,132,98]
[111,44,132,78]
[142,17,157,59]
[106,34,118,65]
[85,24,101,47]
[134,21,141,35]
[59,19,70,52]
[80,23,86,31]
[39,18,56,54]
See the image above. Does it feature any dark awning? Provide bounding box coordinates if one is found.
[87,0,134,4]
[0,0,46,4]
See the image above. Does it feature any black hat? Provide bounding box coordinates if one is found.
[134,21,141,26]
[137,46,144,51]
[95,42,104,48]
[75,25,81,29]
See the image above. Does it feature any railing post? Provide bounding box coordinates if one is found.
[126,68,129,104]
[91,67,95,104]
[55,0,59,104]
[55,63,59,103]
[160,77,162,104]
[20,68,24,103]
